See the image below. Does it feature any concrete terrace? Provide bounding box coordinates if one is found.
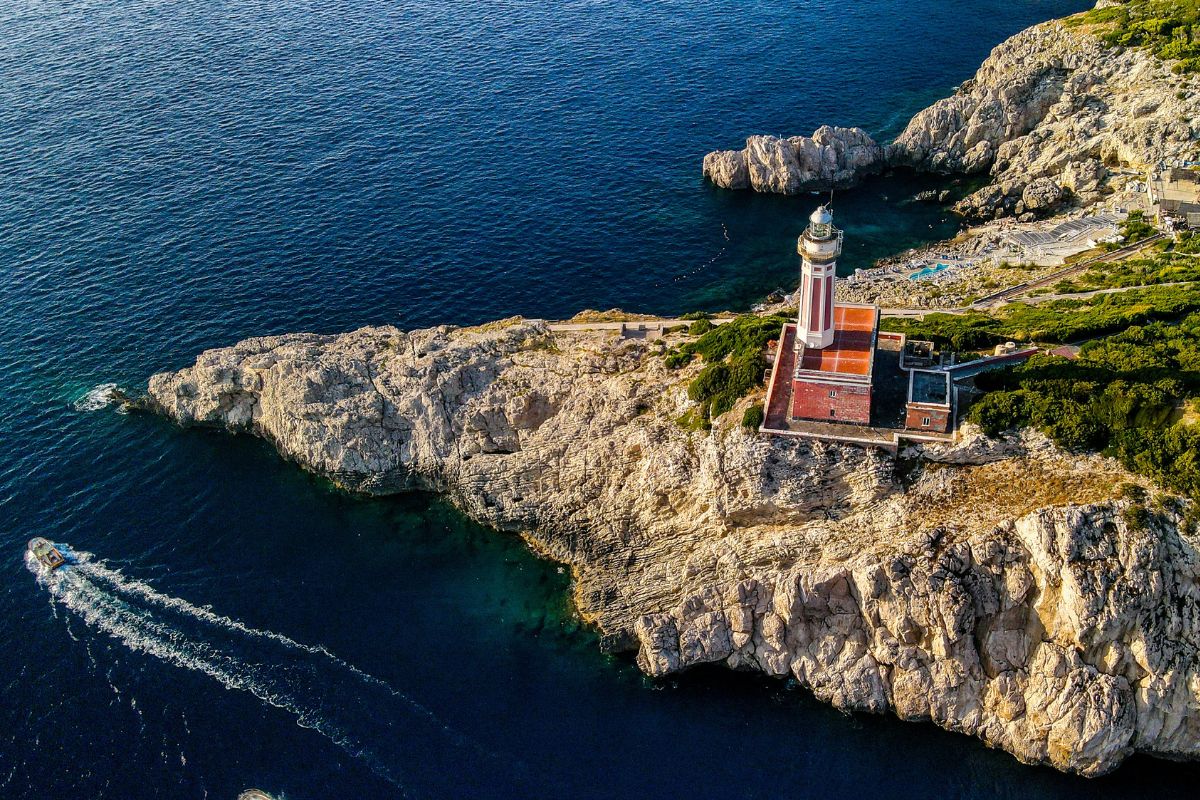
[797,305,875,377]
[547,317,736,338]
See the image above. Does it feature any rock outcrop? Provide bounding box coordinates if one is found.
[705,5,1200,219]
[890,18,1197,219]
[703,127,885,193]
[145,317,1200,776]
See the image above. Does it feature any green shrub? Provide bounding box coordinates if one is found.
[666,314,788,419]
[967,310,1200,498]
[968,390,1030,437]
[1123,503,1152,531]
[1120,482,1148,503]
[688,318,714,336]
[1071,1,1200,73]
[1120,210,1157,243]
[664,348,693,369]
[741,404,765,430]
[1177,231,1200,254]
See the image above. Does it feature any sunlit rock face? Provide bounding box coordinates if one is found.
[703,127,885,194]
[707,12,1199,220]
[147,317,1199,776]
[891,18,1196,219]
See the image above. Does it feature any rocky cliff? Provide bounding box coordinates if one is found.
[144,317,1200,776]
[890,17,1197,220]
[704,7,1200,220]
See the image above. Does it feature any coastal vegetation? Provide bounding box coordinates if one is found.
[968,312,1200,498]
[1053,239,1200,292]
[741,404,765,429]
[665,314,787,423]
[1113,210,1158,246]
[881,284,1200,350]
[1070,0,1200,73]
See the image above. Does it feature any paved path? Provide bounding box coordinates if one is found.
[878,306,967,319]
[968,234,1165,309]
[763,324,797,430]
[547,317,736,333]
[1016,280,1195,304]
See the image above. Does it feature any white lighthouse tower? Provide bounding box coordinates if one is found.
[796,205,843,350]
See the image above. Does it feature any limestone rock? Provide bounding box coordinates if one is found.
[701,149,749,190]
[145,317,1200,776]
[889,18,1198,218]
[703,127,885,194]
[1021,177,1067,213]
[707,11,1199,217]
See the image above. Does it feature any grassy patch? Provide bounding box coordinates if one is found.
[676,407,711,432]
[741,403,765,429]
[1068,0,1200,73]
[665,314,788,419]
[1051,241,1200,292]
[1100,210,1157,252]
[881,283,1200,349]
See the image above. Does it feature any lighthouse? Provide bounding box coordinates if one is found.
[796,205,843,350]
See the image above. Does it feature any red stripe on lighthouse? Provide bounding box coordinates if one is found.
[824,272,834,332]
[809,277,823,333]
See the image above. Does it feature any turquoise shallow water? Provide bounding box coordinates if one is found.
[5,0,1196,797]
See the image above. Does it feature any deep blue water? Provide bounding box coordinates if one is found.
[4,1,1194,797]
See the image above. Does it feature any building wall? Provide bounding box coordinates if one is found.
[906,404,951,432]
[792,378,871,424]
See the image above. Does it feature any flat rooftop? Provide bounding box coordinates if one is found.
[1162,167,1200,193]
[910,369,950,406]
[797,305,876,377]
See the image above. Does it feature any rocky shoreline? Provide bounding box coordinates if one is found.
[706,9,1199,223]
[140,317,1200,776]
[132,0,1200,778]
[706,3,1199,311]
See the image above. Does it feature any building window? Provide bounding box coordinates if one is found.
[922,417,931,427]
[829,408,836,418]
[828,389,837,398]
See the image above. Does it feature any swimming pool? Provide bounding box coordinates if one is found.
[909,262,953,280]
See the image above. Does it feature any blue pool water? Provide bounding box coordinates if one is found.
[910,262,955,280]
[5,0,1193,797]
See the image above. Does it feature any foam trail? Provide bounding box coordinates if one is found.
[26,548,511,797]
[72,554,468,747]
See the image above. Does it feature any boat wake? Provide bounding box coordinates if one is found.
[26,547,512,797]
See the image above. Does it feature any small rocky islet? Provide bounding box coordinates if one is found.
[704,8,1198,224]
[140,1,1200,779]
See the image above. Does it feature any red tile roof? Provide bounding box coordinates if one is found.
[797,305,876,377]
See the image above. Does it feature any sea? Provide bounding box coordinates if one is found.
[2,1,1192,798]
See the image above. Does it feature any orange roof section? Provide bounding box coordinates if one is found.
[797,305,876,377]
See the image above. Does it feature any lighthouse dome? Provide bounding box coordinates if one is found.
[807,204,836,241]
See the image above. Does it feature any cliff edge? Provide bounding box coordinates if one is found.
[145,318,1200,776]
[705,8,1199,221]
